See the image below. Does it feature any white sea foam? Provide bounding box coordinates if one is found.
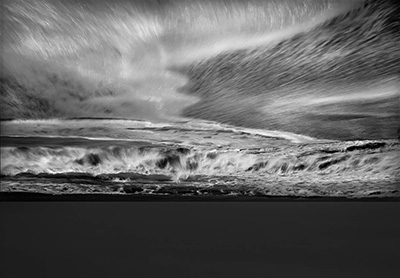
[1,141,398,182]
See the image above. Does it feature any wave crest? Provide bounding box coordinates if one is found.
[2,142,398,182]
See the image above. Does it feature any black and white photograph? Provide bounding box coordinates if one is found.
[1,0,399,276]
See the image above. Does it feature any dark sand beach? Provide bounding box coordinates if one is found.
[1,202,399,277]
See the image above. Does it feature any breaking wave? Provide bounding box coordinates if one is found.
[2,142,399,182]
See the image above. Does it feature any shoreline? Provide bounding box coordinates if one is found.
[1,192,398,202]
